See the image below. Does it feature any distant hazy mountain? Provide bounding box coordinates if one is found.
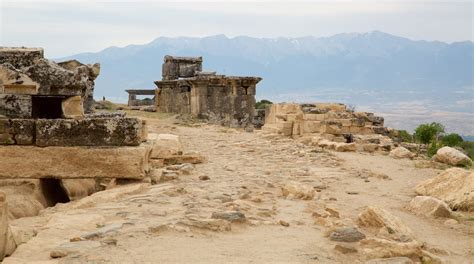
[58,31,474,134]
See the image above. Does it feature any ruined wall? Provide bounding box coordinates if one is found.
[262,103,387,137]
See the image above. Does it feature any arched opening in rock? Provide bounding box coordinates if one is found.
[39,178,70,207]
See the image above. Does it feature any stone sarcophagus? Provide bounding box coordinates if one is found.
[0,47,151,179]
[154,56,261,128]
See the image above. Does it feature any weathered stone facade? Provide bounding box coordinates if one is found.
[0,47,151,179]
[154,56,261,127]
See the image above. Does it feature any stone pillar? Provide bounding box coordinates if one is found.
[128,94,136,106]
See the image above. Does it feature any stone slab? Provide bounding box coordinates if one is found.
[0,94,32,118]
[61,96,84,119]
[0,145,151,179]
[0,119,35,145]
[35,118,145,147]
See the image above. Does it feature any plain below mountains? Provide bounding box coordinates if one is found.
[58,31,474,134]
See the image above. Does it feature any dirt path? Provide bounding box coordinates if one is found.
[5,116,473,263]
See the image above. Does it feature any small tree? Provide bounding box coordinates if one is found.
[441,133,463,147]
[255,99,273,110]
[414,122,445,144]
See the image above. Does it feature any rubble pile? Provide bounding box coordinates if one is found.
[262,103,395,152]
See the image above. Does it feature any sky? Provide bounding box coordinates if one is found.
[0,0,473,57]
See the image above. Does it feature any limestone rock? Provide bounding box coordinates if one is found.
[329,227,366,242]
[35,118,145,146]
[389,147,415,159]
[0,94,32,118]
[358,206,415,240]
[0,47,43,68]
[415,168,474,211]
[149,133,183,159]
[0,145,151,179]
[334,142,357,152]
[0,193,17,261]
[281,181,315,200]
[211,211,246,223]
[433,146,472,166]
[61,96,84,119]
[407,196,452,218]
[0,119,35,145]
[50,241,101,258]
[334,244,358,254]
[60,179,97,201]
[365,257,414,264]
[360,238,422,260]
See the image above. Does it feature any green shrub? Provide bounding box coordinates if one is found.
[255,99,273,110]
[459,141,474,160]
[441,133,463,147]
[415,122,445,144]
[427,141,443,157]
[398,130,413,143]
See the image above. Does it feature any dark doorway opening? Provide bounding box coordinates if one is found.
[343,134,354,143]
[40,178,70,207]
[32,96,64,119]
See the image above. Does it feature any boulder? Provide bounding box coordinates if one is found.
[389,147,415,159]
[0,145,151,179]
[281,181,315,200]
[358,206,415,240]
[407,196,452,218]
[415,168,473,211]
[433,146,472,166]
[334,142,356,152]
[149,133,183,159]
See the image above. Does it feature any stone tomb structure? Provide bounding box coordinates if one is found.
[125,89,156,106]
[154,56,262,127]
[0,47,151,179]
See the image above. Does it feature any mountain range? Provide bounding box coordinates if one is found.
[58,31,474,134]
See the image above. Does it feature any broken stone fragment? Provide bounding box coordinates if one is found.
[365,257,414,264]
[0,65,39,95]
[329,227,366,242]
[211,211,246,223]
[35,118,145,146]
[149,133,183,159]
[281,181,315,200]
[50,241,102,258]
[358,206,415,240]
[389,147,415,159]
[407,196,452,218]
[0,144,151,179]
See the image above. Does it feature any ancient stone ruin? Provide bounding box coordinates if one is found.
[0,47,151,180]
[262,103,393,152]
[125,89,156,107]
[154,55,261,127]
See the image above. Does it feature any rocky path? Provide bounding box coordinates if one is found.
[4,116,473,263]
